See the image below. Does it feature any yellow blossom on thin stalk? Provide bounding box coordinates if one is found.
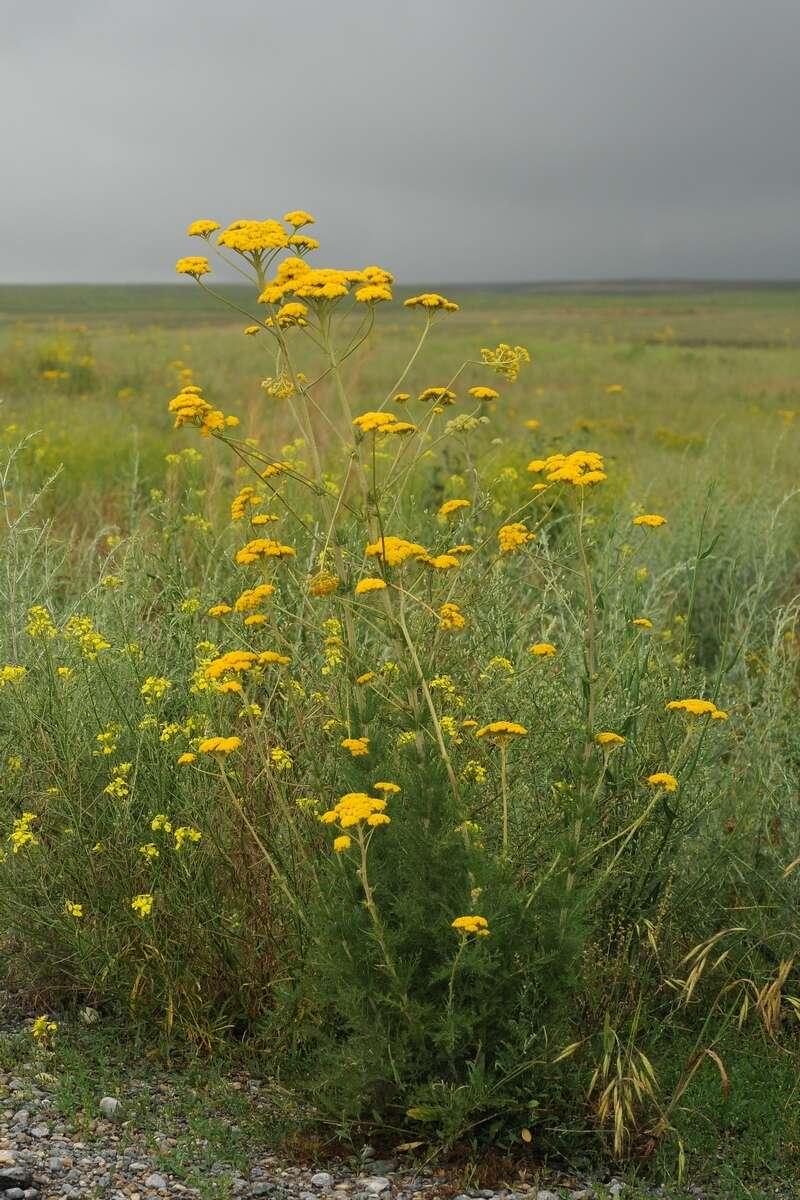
[341,736,369,757]
[647,773,679,792]
[451,914,490,937]
[131,893,154,918]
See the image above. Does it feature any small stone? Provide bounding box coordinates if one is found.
[536,1193,558,1200]
[99,1097,122,1120]
[311,1174,333,1190]
[0,1153,16,1168]
[28,1125,49,1139]
[363,1180,390,1196]
[249,1186,276,1197]
[5,1189,25,1200]
[608,1183,624,1198]
[366,1163,396,1178]
[0,1168,34,1191]
[145,1173,168,1190]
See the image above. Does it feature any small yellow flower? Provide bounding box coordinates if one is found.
[439,498,470,517]
[198,736,242,755]
[633,618,653,629]
[177,752,196,765]
[646,772,678,792]
[131,893,154,918]
[633,514,667,528]
[475,721,528,745]
[355,578,387,594]
[595,731,625,747]
[333,835,352,853]
[341,736,369,757]
[451,914,490,936]
[529,642,556,657]
[65,900,84,918]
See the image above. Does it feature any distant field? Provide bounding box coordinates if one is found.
[0,283,798,525]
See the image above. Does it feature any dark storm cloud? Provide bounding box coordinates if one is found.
[3,0,799,282]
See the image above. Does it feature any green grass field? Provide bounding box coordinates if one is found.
[2,280,800,1194]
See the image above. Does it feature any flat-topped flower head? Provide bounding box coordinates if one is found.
[235,538,296,565]
[341,736,370,757]
[595,731,625,747]
[633,514,667,528]
[646,772,678,791]
[404,293,459,313]
[283,210,315,228]
[418,553,460,571]
[475,720,528,746]
[633,617,653,629]
[355,577,387,594]
[176,256,211,277]
[529,642,556,657]
[666,698,725,718]
[365,535,428,567]
[528,450,606,487]
[204,650,259,679]
[198,736,242,755]
[218,219,289,253]
[418,386,457,405]
[355,283,393,304]
[353,411,403,434]
[186,220,220,238]
[468,386,500,402]
[373,781,401,794]
[439,498,470,517]
[451,914,490,937]
[320,791,390,830]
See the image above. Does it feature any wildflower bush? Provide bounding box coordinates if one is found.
[2,213,800,1160]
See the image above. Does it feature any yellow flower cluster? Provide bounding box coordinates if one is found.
[231,486,262,519]
[480,343,531,381]
[633,514,667,527]
[403,293,459,313]
[175,257,211,277]
[320,791,391,829]
[235,538,296,565]
[529,642,556,657]
[595,731,625,747]
[646,772,678,791]
[131,893,154,918]
[451,914,490,936]
[365,535,428,567]
[468,386,500,402]
[26,605,57,639]
[63,616,111,659]
[0,665,27,687]
[439,602,466,630]
[475,721,528,744]
[140,676,172,703]
[169,385,239,438]
[341,736,370,757]
[666,698,729,720]
[198,736,242,755]
[498,523,535,553]
[7,811,38,853]
[528,450,606,487]
[439,498,470,517]
[355,578,387,594]
[352,411,416,436]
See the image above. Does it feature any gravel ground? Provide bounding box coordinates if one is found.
[0,995,793,1200]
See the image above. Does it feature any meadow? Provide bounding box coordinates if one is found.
[1,232,800,1194]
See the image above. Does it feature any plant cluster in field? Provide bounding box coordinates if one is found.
[1,212,800,1166]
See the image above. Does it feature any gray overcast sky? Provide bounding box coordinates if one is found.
[3,0,799,283]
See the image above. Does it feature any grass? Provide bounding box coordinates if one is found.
[2,276,800,1194]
